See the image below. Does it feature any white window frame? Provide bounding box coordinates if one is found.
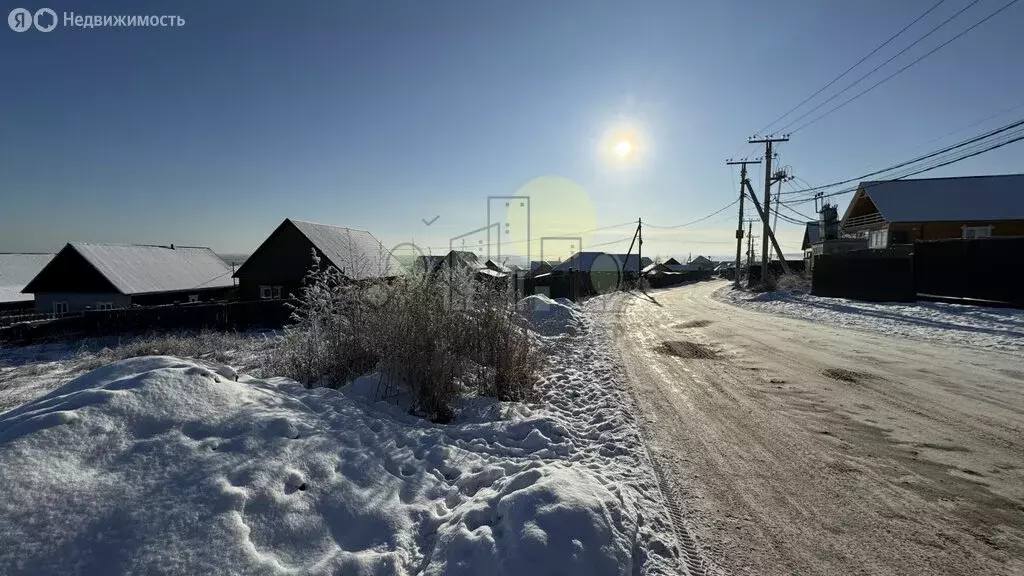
[962,225,994,239]
[53,301,69,314]
[96,302,113,311]
[188,294,200,303]
[272,286,282,300]
[260,285,283,300]
[868,229,888,249]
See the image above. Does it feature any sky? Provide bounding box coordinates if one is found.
[2,0,1022,262]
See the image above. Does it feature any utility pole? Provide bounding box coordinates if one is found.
[743,180,791,275]
[745,220,756,282]
[749,135,789,285]
[727,158,761,288]
[638,217,643,280]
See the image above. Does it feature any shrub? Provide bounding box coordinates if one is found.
[271,255,542,421]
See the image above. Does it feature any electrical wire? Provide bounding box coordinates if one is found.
[752,0,949,137]
[644,198,741,229]
[780,116,1024,196]
[783,126,1024,204]
[788,0,1021,134]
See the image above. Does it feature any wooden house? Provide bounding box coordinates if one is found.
[840,174,1024,248]
[22,244,234,313]
[233,219,402,301]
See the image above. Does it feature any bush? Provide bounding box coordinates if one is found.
[775,273,811,294]
[269,253,541,421]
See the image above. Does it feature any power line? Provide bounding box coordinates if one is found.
[781,116,1024,197]
[645,198,741,229]
[785,126,1024,204]
[789,0,1021,134]
[752,0,949,137]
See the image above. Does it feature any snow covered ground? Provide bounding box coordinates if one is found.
[0,298,679,575]
[716,282,1024,353]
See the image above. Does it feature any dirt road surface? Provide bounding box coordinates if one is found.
[608,281,1024,576]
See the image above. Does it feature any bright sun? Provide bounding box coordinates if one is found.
[614,140,633,158]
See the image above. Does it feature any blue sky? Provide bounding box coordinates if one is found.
[2,0,1022,260]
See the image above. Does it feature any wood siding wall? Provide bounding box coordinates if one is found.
[234,221,322,301]
[887,220,1024,244]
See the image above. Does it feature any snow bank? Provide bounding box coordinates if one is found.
[718,284,1024,352]
[0,352,677,574]
[517,294,585,336]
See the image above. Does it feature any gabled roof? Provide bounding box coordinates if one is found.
[483,259,511,274]
[802,221,822,250]
[414,255,446,274]
[287,219,402,280]
[552,252,644,273]
[24,243,233,296]
[438,250,480,271]
[0,253,55,302]
[688,255,713,267]
[845,174,1024,224]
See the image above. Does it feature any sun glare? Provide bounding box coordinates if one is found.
[614,140,633,158]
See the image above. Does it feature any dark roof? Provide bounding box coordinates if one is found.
[848,174,1024,223]
[802,221,822,250]
[24,243,233,296]
[483,259,511,274]
[553,252,644,273]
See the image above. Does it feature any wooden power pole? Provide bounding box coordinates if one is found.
[727,158,761,288]
[749,135,789,285]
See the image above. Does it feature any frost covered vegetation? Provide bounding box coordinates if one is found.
[268,255,542,422]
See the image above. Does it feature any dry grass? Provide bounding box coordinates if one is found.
[268,254,542,421]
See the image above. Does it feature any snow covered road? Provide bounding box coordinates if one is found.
[606,281,1024,576]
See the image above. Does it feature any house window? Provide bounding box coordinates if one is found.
[53,301,69,314]
[96,302,113,311]
[868,229,888,249]
[188,294,200,303]
[962,225,993,239]
[260,285,283,300]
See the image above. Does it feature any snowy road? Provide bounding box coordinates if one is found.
[607,281,1024,576]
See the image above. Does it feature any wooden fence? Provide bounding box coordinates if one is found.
[0,299,293,346]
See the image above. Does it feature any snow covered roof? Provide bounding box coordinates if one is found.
[72,243,233,295]
[0,253,54,302]
[483,259,511,274]
[288,219,403,280]
[689,255,713,267]
[850,174,1024,223]
[553,252,644,273]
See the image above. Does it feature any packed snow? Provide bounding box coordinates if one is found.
[0,303,679,574]
[717,283,1024,352]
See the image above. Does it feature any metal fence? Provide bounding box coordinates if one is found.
[914,237,1024,305]
[812,250,916,302]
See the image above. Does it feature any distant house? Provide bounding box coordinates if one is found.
[22,244,234,314]
[233,219,402,301]
[483,259,511,274]
[840,174,1024,248]
[0,253,54,313]
[687,255,714,271]
[413,255,445,275]
[554,252,645,275]
[528,261,555,277]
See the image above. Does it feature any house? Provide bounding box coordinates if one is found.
[528,261,555,277]
[687,255,714,271]
[553,252,645,275]
[233,219,402,301]
[483,259,512,274]
[0,253,54,313]
[22,244,234,314]
[840,174,1024,248]
[413,255,445,275]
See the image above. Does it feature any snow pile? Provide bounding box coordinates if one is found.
[517,294,585,336]
[718,284,1024,352]
[0,351,678,574]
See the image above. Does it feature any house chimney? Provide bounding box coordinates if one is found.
[171,243,175,249]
